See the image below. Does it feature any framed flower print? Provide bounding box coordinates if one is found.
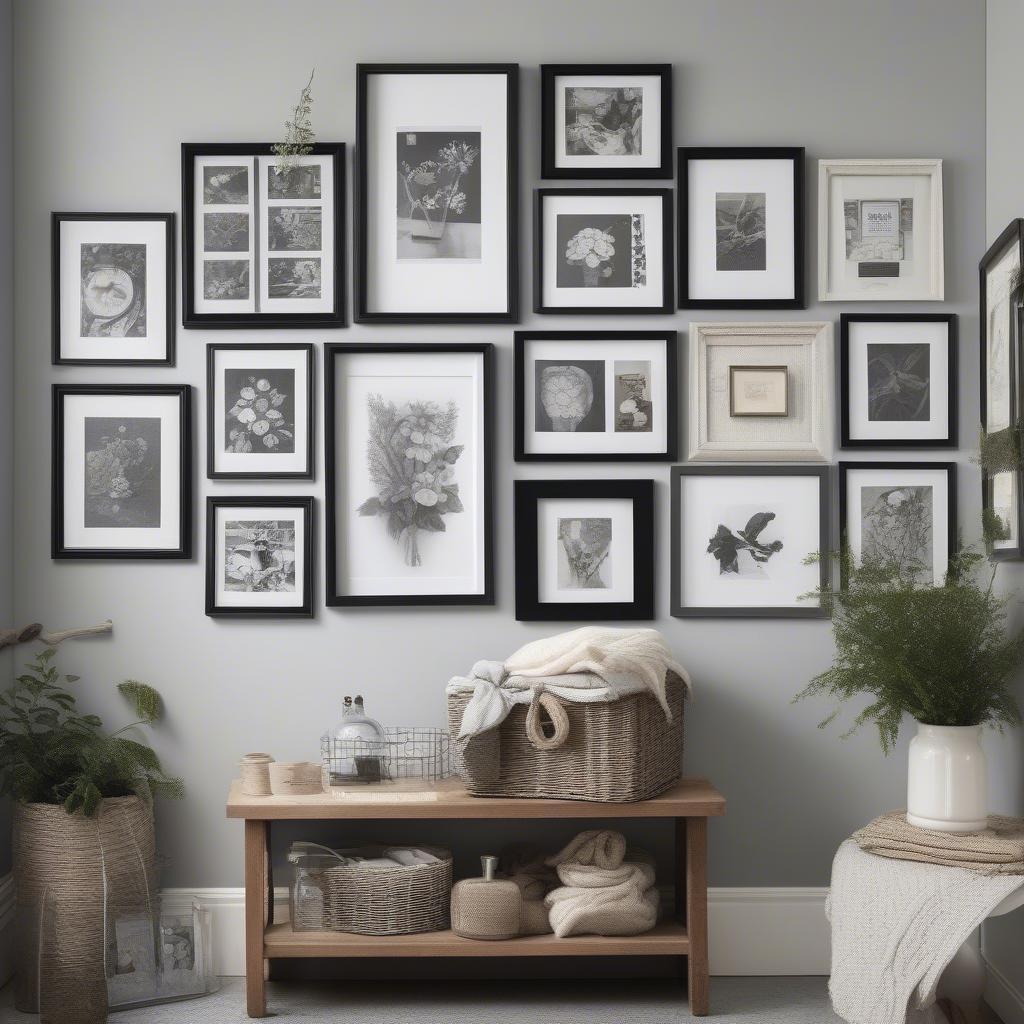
[534,187,673,314]
[206,343,314,480]
[52,384,192,559]
[52,212,175,365]
[540,64,672,179]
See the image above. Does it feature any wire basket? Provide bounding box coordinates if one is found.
[320,728,452,788]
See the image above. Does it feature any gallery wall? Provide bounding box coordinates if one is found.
[10,0,986,889]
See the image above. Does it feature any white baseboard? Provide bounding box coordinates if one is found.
[986,961,1024,1024]
[0,872,15,987]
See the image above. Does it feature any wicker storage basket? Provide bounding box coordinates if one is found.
[448,672,685,803]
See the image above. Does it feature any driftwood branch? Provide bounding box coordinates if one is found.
[0,620,113,651]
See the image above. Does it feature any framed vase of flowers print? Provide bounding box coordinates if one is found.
[355,64,518,323]
[325,343,493,606]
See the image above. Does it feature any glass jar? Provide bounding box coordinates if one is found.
[324,696,388,785]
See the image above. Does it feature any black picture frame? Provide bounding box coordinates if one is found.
[534,187,674,315]
[181,142,346,329]
[540,64,672,180]
[514,478,655,622]
[354,63,519,324]
[677,146,805,310]
[52,212,176,366]
[670,465,829,618]
[205,496,314,618]
[52,384,192,560]
[206,343,315,481]
[325,342,495,606]
[513,330,678,461]
[840,313,957,449]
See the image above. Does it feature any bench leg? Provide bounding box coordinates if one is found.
[245,819,269,1018]
[686,816,709,1016]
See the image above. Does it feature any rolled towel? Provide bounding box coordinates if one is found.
[385,847,440,866]
[546,829,626,871]
[545,860,658,938]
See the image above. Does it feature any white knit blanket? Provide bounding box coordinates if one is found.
[828,840,1021,1024]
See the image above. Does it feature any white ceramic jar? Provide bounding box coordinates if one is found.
[906,723,987,833]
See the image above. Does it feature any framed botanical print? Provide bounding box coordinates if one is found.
[52,212,175,365]
[514,330,677,461]
[52,384,191,559]
[206,496,314,617]
[182,143,344,327]
[818,158,944,302]
[840,313,956,448]
[206,343,314,480]
[670,466,828,618]
[839,462,956,587]
[534,188,673,314]
[678,147,804,309]
[688,321,833,462]
[325,343,493,605]
[514,479,654,622]
[540,64,672,179]
[355,63,518,323]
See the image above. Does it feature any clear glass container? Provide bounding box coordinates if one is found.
[323,695,387,785]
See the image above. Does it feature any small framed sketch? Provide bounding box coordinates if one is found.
[182,143,344,327]
[514,330,677,461]
[688,321,833,461]
[671,466,828,618]
[540,64,672,179]
[355,63,518,323]
[206,496,314,617]
[326,343,493,606]
[840,313,956,448]
[534,188,673,314]
[818,158,944,302]
[52,212,175,365]
[514,479,654,622]
[678,147,804,309]
[206,343,314,480]
[52,384,191,559]
[839,462,956,587]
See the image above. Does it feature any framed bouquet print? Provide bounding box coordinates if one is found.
[52,384,191,559]
[52,212,175,365]
[839,462,956,587]
[534,188,673,314]
[678,147,804,309]
[206,343,314,480]
[206,496,314,617]
[670,466,828,618]
[840,313,956,448]
[355,64,518,323]
[182,143,344,327]
[513,330,677,461]
[514,479,654,621]
[818,158,943,302]
[326,343,493,606]
[540,64,671,179]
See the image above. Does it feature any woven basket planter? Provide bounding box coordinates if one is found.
[13,796,157,1024]
[448,672,686,803]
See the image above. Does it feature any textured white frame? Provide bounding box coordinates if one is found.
[817,158,944,302]
[688,321,833,462]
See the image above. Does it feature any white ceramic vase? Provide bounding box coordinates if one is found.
[906,723,988,833]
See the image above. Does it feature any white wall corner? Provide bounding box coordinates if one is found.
[986,961,1024,1024]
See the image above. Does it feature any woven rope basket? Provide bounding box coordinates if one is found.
[448,672,685,803]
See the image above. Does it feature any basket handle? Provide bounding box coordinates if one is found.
[525,690,570,750]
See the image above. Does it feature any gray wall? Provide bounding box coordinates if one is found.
[10,0,985,889]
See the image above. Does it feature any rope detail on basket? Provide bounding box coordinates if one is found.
[525,690,570,750]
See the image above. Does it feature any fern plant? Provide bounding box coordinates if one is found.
[0,647,183,816]
[271,69,315,182]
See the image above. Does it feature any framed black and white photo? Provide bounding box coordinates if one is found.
[540,64,671,179]
[818,158,944,302]
[688,321,833,461]
[535,188,673,314]
[52,213,175,365]
[514,330,677,461]
[839,462,956,587]
[840,313,956,448]
[678,147,804,309]
[206,343,314,480]
[355,64,518,323]
[514,479,654,622]
[326,343,493,605]
[206,496,313,617]
[671,466,828,618]
[52,384,191,559]
[182,143,344,328]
